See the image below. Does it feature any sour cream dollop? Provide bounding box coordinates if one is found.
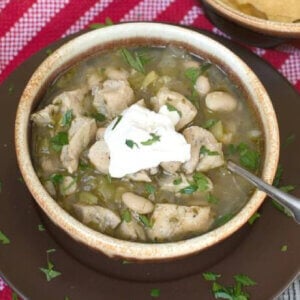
[104,104,191,178]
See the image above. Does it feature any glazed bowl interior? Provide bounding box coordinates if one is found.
[15,22,279,261]
[204,0,300,38]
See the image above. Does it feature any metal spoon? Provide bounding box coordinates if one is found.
[227,161,300,224]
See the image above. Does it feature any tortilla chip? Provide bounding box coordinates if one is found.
[222,0,300,23]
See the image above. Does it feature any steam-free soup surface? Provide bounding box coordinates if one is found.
[31,46,263,242]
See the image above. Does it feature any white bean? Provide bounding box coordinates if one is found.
[122,192,154,214]
[195,76,211,95]
[205,91,237,112]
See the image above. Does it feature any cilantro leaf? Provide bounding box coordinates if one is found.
[237,143,260,171]
[50,132,68,152]
[12,292,19,300]
[60,110,73,127]
[180,184,198,195]
[184,62,212,84]
[40,249,61,282]
[173,177,182,185]
[279,185,296,193]
[214,213,234,227]
[200,145,219,156]
[234,274,257,287]
[203,272,221,281]
[283,134,296,147]
[8,83,14,94]
[166,103,182,117]
[141,133,161,146]
[93,112,106,122]
[203,119,219,129]
[207,193,219,204]
[273,165,283,187]
[49,173,64,185]
[125,139,139,149]
[121,210,132,223]
[38,224,45,232]
[120,48,149,73]
[89,17,114,29]
[281,245,288,252]
[112,115,123,130]
[193,172,210,191]
[145,184,156,195]
[271,200,292,217]
[139,215,153,228]
[150,288,160,298]
[0,230,10,244]
[248,212,260,225]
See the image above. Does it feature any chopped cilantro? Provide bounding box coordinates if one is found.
[50,173,64,185]
[229,143,260,172]
[280,185,296,193]
[112,115,123,130]
[271,200,292,217]
[60,110,73,127]
[203,119,219,129]
[200,145,219,156]
[141,133,161,146]
[214,213,234,227]
[93,112,106,122]
[122,260,132,264]
[150,288,161,298]
[17,177,24,183]
[40,249,61,282]
[139,215,153,228]
[273,165,283,187]
[121,210,132,223]
[89,17,114,29]
[173,177,182,185]
[8,83,14,94]
[166,103,182,117]
[0,230,10,244]
[206,193,219,204]
[50,132,68,152]
[281,245,288,252]
[284,134,296,147]
[46,48,53,56]
[125,139,139,149]
[64,297,70,300]
[38,224,45,232]
[12,292,18,300]
[106,174,112,184]
[248,212,261,225]
[204,272,256,300]
[79,160,90,171]
[203,272,221,281]
[184,62,212,84]
[145,184,156,195]
[120,48,150,73]
[180,172,210,194]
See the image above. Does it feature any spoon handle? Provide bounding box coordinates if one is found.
[227,161,300,224]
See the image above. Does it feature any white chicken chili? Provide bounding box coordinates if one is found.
[31,45,263,242]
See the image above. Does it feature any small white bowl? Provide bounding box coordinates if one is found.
[15,23,279,261]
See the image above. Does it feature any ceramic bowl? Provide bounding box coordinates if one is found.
[203,0,300,38]
[15,22,279,261]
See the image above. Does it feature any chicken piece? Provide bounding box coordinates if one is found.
[53,89,87,117]
[59,176,77,196]
[117,219,146,241]
[73,204,121,232]
[205,91,237,112]
[147,204,213,241]
[122,192,154,214]
[127,170,151,182]
[182,126,224,174]
[159,173,190,193]
[195,76,210,96]
[96,127,106,140]
[150,87,197,130]
[92,79,134,119]
[86,69,103,90]
[40,156,61,175]
[61,117,96,173]
[104,67,129,81]
[31,104,59,126]
[160,161,181,174]
[88,140,110,174]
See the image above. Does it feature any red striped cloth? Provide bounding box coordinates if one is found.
[0,1,299,299]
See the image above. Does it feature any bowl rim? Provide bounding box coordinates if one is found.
[204,0,300,38]
[15,22,280,261]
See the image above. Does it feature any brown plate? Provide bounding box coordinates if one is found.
[0,27,299,300]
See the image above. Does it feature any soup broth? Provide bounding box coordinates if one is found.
[31,45,263,242]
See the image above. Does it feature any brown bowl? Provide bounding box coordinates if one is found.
[15,22,279,261]
[203,0,300,38]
